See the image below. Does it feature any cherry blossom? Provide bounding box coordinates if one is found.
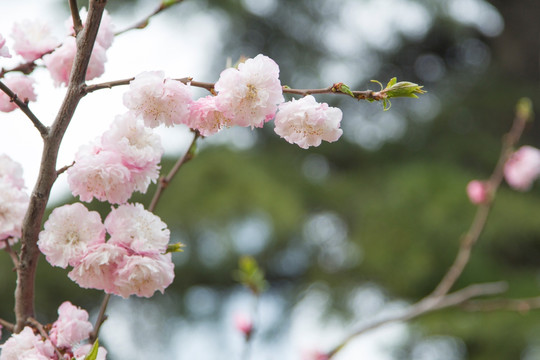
[214,54,284,128]
[273,95,343,149]
[43,37,107,86]
[11,19,60,62]
[68,243,128,294]
[0,326,55,360]
[101,113,163,193]
[67,142,135,204]
[187,95,232,136]
[0,75,37,113]
[504,145,540,191]
[0,181,29,245]
[49,301,93,349]
[123,71,193,128]
[0,34,11,58]
[466,180,489,205]
[38,203,106,268]
[234,313,253,337]
[113,253,175,298]
[105,203,170,255]
[0,154,25,190]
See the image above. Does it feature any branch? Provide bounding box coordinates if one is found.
[326,99,533,358]
[14,0,108,333]
[0,318,15,333]
[0,62,38,78]
[27,317,64,359]
[2,238,20,269]
[0,80,48,138]
[69,0,84,35]
[327,281,508,358]
[89,293,110,343]
[428,100,531,299]
[115,0,185,36]
[149,131,199,212]
[461,295,540,312]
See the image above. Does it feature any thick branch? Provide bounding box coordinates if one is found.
[0,80,48,138]
[14,0,108,333]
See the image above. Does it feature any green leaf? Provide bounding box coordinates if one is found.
[166,242,185,254]
[336,83,355,97]
[162,0,182,7]
[516,97,533,122]
[84,340,100,360]
[386,77,397,88]
[233,256,268,295]
[370,79,384,91]
[384,80,426,99]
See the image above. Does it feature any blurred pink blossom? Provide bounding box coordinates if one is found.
[0,75,37,113]
[0,34,11,58]
[504,145,540,191]
[43,37,107,86]
[274,95,343,149]
[214,54,284,128]
[11,19,59,61]
[234,312,253,337]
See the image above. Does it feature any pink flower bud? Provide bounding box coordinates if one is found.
[466,180,489,205]
[234,313,253,337]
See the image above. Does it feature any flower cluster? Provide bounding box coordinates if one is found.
[0,154,29,249]
[67,112,163,204]
[0,302,107,360]
[38,203,174,298]
[0,75,37,112]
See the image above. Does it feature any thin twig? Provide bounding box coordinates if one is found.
[115,0,185,36]
[0,62,38,78]
[327,281,508,358]
[461,295,540,312]
[0,318,15,333]
[0,80,48,138]
[89,293,110,343]
[27,317,64,359]
[149,131,199,212]
[2,238,20,269]
[69,0,83,35]
[428,104,530,299]
[56,161,75,176]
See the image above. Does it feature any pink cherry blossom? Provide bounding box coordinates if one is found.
[66,8,115,49]
[214,54,284,128]
[101,113,163,193]
[73,343,108,360]
[113,253,175,298]
[43,37,107,87]
[68,243,128,294]
[49,301,93,349]
[0,75,37,113]
[38,203,106,268]
[0,326,55,360]
[187,95,232,136]
[466,180,489,205]
[0,154,25,190]
[233,313,253,337]
[273,95,343,149]
[11,19,60,61]
[67,142,135,204]
[504,145,540,191]
[105,203,170,255]
[0,34,11,58]
[0,181,29,245]
[123,71,193,128]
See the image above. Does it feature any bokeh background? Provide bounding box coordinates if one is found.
[1,0,540,359]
